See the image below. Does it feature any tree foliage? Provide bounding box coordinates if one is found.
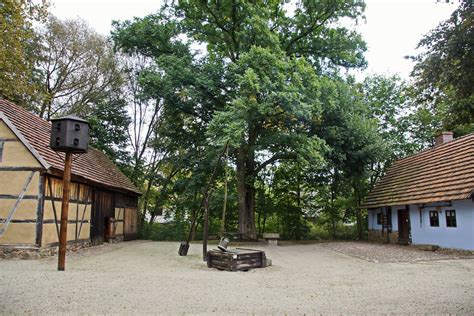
[35,16,123,119]
[411,0,474,136]
[0,0,47,106]
[111,0,375,239]
[4,0,461,242]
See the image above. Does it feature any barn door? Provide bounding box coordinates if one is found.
[124,207,137,241]
[90,190,114,246]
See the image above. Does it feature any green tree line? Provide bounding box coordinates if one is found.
[1,0,472,241]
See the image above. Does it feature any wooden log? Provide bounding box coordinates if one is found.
[236,259,262,265]
[58,152,72,271]
[210,259,231,265]
[211,261,232,271]
[235,262,263,270]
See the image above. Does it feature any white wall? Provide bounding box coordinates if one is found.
[409,200,474,251]
[368,206,404,231]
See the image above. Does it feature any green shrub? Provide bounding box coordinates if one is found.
[139,221,187,241]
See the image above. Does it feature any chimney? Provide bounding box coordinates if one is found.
[435,131,454,146]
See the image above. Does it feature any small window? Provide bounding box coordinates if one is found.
[429,211,439,227]
[377,212,382,225]
[446,210,457,227]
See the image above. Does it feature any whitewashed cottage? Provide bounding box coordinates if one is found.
[362,132,474,251]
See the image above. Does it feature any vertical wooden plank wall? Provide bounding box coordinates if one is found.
[41,176,92,246]
[116,193,138,241]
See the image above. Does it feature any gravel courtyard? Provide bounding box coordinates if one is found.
[1,241,473,314]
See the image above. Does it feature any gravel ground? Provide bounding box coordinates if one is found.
[320,241,474,263]
[1,240,473,314]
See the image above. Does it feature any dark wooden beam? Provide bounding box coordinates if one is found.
[43,219,89,224]
[36,174,45,247]
[44,196,92,205]
[0,194,38,200]
[0,219,89,224]
[0,219,37,223]
[0,167,44,171]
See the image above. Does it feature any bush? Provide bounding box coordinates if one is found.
[139,221,187,241]
[307,222,362,240]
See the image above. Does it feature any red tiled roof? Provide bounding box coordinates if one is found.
[0,99,141,195]
[361,133,474,208]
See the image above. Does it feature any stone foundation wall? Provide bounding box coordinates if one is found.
[108,235,124,243]
[1,235,126,260]
[0,240,91,260]
[368,229,399,244]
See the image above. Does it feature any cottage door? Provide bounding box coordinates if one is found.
[124,207,138,241]
[397,209,410,245]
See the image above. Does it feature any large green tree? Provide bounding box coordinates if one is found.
[113,1,368,238]
[410,0,473,136]
[35,16,123,119]
[359,75,417,182]
[0,0,47,106]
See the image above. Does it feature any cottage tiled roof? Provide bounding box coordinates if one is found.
[361,133,474,209]
[0,99,141,195]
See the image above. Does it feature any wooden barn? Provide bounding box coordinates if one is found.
[0,99,141,257]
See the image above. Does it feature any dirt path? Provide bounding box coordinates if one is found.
[1,241,473,314]
[320,241,474,263]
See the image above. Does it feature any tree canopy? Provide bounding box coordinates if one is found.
[1,0,468,242]
[0,0,47,106]
[410,0,473,136]
[111,0,380,238]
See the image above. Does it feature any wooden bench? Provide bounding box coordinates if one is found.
[263,233,280,246]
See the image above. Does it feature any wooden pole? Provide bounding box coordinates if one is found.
[202,194,210,262]
[220,144,229,238]
[58,152,73,271]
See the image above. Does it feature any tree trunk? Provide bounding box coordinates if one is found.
[236,146,257,239]
[331,175,337,240]
[356,186,363,240]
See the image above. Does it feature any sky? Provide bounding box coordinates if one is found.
[49,0,458,80]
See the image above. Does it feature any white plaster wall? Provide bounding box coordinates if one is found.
[368,208,381,230]
[368,206,403,231]
[409,200,474,251]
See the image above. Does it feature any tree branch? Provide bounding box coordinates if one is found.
[253,152,296,175]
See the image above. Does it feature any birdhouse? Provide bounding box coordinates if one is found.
[50,115,90,153]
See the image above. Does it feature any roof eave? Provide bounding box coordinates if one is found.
[361,195,472,209]
[47,167,142,196]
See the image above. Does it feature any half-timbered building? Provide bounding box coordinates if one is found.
[0,99,141,257]
[362,132,474,251]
